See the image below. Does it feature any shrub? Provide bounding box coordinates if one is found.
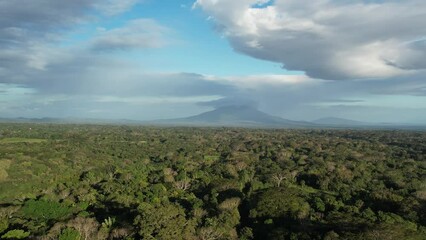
[1,229,30,239]
[59,228,81,240]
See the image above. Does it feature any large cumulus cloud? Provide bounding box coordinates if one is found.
[0,0,142,78]
[195,0,426,80]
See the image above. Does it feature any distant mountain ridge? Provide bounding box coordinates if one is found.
[155,105,313,127]
[1,107,425,129]
[313,117,368,126]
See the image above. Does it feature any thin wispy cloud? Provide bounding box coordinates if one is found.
[94,0,142,16]
[91,19,171,52]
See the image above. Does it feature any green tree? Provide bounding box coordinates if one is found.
[250,188,310,221]
[59,228,81,240]
[1,229,30,239]
[21,199,72,222]
[134,202,195,240]
[0,218,8,234]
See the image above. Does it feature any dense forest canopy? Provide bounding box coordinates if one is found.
[0,123,425,239]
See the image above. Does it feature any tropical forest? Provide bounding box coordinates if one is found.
[0,123,425,239]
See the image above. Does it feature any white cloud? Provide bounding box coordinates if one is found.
[206,74,320,89]
[195,0,426,80]
[91,19,170,51]
[0,0,145,78]
[95,95,222,105]
[94,0,141,16]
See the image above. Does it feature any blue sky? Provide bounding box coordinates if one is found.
[62,0,287,76]
[1,0,426,124]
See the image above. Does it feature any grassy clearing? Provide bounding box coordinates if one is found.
[0,138,47,144]
[0,160,11,181]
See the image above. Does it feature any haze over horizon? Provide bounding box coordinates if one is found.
[1,0,426,124]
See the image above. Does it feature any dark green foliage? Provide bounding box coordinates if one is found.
[240,227,254,240]
[0,123,425,239]
[59,228,81,240]
[250,188,310,220]
[134,202,194,240]
[20,199,72,222]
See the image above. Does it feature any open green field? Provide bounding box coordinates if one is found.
[0,138,47,144]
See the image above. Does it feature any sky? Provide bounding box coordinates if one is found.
[1,0,426,124]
